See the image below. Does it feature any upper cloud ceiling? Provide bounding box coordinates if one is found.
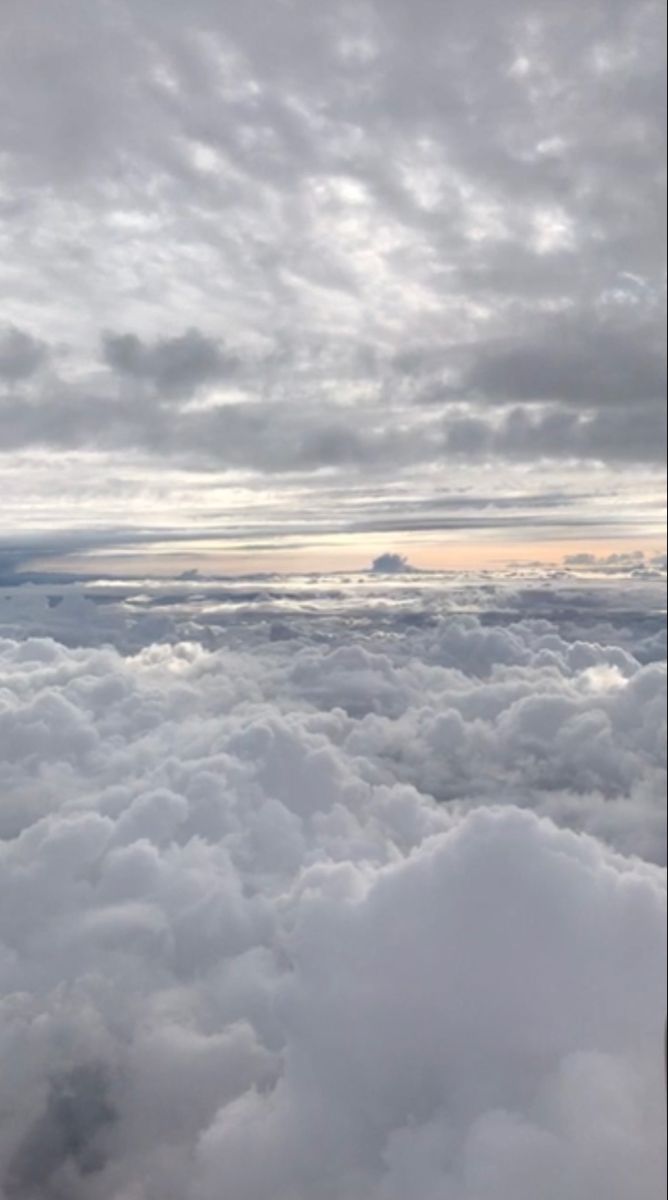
[0,0,665,565]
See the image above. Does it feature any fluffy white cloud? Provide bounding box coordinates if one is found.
[0,574,665,1197]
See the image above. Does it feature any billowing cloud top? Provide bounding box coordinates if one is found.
[0,572,666,1197]
[0,0,666,571]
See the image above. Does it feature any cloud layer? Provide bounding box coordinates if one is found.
[0,0,665,564]
[0,571,665,1198]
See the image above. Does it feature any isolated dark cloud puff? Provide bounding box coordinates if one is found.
[370,553,417,574]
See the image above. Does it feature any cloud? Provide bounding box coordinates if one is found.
[2,359,665,478]
[102,329,239,399]
[1,485,637,583]
[443,402,668,465]
[462,311,666,409]
[0,569,666,1198]
[370,553,417,574]
[561,551,668,581]
[0,327,48,382]
[5,1065,115,1198]
[0,1,666,1183]
[0,0,665,555]
[565,550,648,569]
[0,371,421,473]
[0,632,664,1198]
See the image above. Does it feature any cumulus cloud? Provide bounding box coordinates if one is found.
[0,572,666,1198]
[370,553,417,574]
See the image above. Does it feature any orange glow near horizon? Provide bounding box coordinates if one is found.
[26,534,667,579]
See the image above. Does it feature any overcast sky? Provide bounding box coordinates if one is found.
[1,0,666,575]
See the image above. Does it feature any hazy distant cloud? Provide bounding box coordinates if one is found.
[565,550,646,567]
[563,549,668,579]
[370,553,417,574]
